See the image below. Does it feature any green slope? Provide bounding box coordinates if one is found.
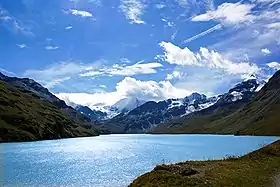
[0,81,99,142]
[129,140,280,187]
[152,70,280,136]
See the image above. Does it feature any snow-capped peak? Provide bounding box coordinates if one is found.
[111,97,146,112]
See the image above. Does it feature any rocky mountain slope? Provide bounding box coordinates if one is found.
[0,80,100,142]
[102,78,260,133]
[75,105,107,121]
[0,73,103,142]
[0,72,91,125]
[152,71,280,136]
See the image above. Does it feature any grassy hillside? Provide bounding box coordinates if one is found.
[152,70,280,136]
[0,81,99,142]
[129,140,280,187]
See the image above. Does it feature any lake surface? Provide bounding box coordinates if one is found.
[1,134,278,187]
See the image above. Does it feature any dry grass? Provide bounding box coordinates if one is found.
[129,140,280,187]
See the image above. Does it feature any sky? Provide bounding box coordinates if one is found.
[0,0,280,108]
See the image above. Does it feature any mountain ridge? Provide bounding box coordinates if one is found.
[151,70,280,136]
[0,72,102,142]
[0,80,100,142]
[101,78,260,133]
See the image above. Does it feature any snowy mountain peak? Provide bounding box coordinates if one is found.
[183,92,207,105]
[112,97,146,112]
[229,78,259,94]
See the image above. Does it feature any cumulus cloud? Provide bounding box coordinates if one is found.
[158,42,198,66]
[56,77,193,108]
[17,44,27,48]
[80,62,163,77]
[192,2,255,25]
[267,62,280,70]
[166,71,185,80]
[69,9,93,17]
[119,0,145,24]
[65,26,73,30]
[261,48,271,55]
[158,41,260,75]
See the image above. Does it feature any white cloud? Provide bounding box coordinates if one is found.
[261,48,271,55]
[161,18,175,27]
[65,26,73,30]
[109,62,162,76]
[166,71,185,80]
[99,85,107,88]
[158,41,260,75]
[208,6,280,61]
[44,77,71,89]
[70,0,102,6]
[0,7,34,36]
[45,45,59,50]
[158,42,198,66]
[0,68,16,77]
[267,62,280,70]
[24,62,97,88]
[119,0,145,24]
[183,24,222,43]
[23,60,162,88]
[17,44,27,48]
[69,9,93,17]
[267,22,280,29]
[56,77,192,108]
[80,62,163,77]
[192,2,255,25]
[251,0,280,6]
[186,2,256,43]
[155,4,166,9]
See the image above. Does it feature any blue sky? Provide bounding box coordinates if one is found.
[0,0,280,108]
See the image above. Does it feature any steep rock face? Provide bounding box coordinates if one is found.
[152,72,280,136]
[0,81,99,142]
[75,105,107,121]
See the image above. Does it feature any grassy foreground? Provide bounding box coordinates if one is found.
[129,140,280,187]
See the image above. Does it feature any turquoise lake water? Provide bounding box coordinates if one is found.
[1,134,278,187]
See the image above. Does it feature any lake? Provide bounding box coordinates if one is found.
[1,134,278,187]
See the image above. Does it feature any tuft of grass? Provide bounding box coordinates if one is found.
[129,140,280,187]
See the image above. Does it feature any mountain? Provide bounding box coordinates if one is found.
[111,97,147,112]
[0,72,91,125]
[102,93,219,133]
[152,71,280,136]
[103,78,260,134]
[0,80,100,142]
[75,105,107,121]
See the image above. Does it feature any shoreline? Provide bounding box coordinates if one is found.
[129,140,280,187]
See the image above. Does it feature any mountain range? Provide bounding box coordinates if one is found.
[152,71,280,135]
[1,70,280,142]
[98,77,262,133]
